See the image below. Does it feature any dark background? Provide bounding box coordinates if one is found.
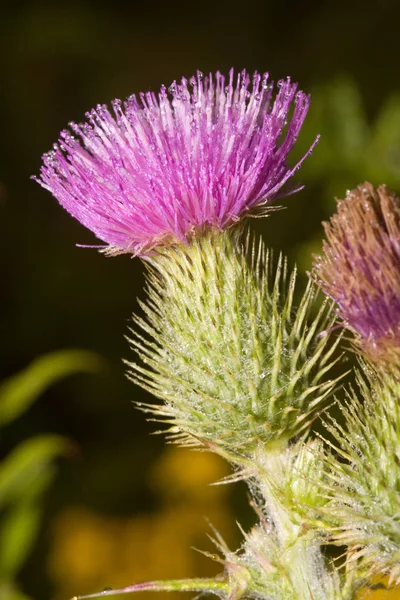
[1,1,400,598]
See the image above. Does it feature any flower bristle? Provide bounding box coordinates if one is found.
[35,69,316,256]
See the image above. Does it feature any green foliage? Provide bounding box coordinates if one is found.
[0,435,70,511]
[295,78,400,274]
[301,77,369,183]
[127,228,341,459]
[0,582,31,600]
[298,78,400,194]
[0,350,101,600]
[0,349,103,426]
[1,474,52,587]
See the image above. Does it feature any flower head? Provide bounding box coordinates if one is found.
[36,69,316,256]
[313,182,400,367]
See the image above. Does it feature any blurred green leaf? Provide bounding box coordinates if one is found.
[0,501,43,577]
[319,77,368,167]
[298,77,368,180]
[0,434,70,508]
[0,581,32,600]
[368,93,400,187]
[0,349,104,426]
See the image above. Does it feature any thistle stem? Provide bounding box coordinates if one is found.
[70,578,229,600]
[253,444,339,600]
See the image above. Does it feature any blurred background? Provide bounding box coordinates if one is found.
[1,0,400,599]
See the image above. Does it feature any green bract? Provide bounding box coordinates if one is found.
[127,229,340,457]
[320,368,400,586]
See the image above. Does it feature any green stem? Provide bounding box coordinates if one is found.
[70,578,229,600]
[253,445,338,600]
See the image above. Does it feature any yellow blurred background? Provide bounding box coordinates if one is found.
[47,448,400,600]
[48,448,233,600]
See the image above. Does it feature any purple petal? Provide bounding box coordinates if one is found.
[35,69,316,256]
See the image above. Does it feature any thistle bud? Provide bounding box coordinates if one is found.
[313,182,400,370]
[128,229,339,458]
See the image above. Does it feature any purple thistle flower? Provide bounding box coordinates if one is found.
[36,69,316,256]
[313,182,400,368]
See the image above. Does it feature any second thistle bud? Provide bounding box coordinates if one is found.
[313,182,400,371]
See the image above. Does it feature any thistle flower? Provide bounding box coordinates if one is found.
[313,182,400,368]
[36,69,316,256]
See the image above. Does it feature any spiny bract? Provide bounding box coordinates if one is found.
[319,369,400,586]
[127,229,341,457]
